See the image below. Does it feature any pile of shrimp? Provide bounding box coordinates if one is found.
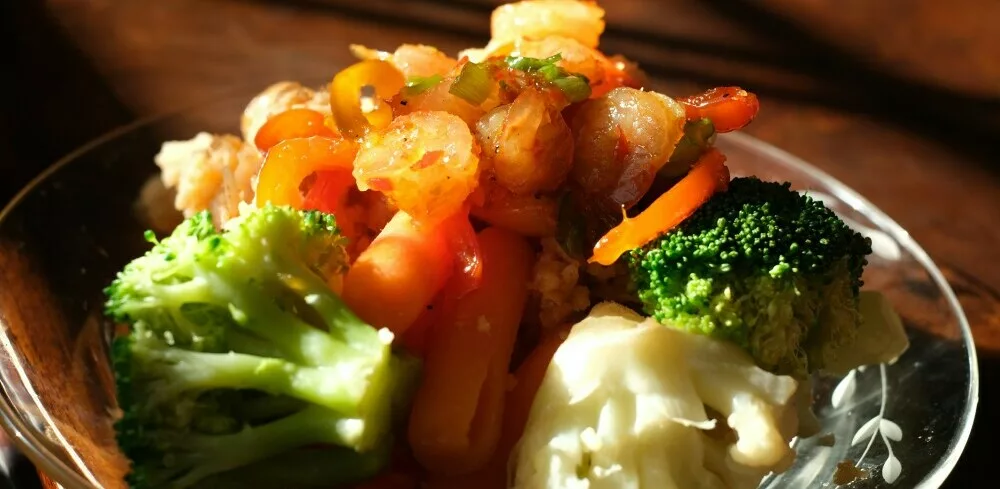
[150,1,759,487]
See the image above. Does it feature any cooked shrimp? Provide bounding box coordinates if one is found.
[351,44,458,78]
[491,0,605,49]
[154,132,262,227]
[569,87,687,209]
[475,88,574,194]
[391,44,458,78]
[457,39,515,65]
[240,81,330,143]
[353,111,481,224]
[470,182,558,238]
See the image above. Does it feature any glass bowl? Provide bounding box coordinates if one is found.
[0,92,978,489]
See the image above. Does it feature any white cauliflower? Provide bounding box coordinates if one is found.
[512,302,800,489]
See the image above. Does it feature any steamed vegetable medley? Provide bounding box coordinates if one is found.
[109,1,910,488]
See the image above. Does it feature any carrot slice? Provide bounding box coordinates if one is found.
[501,325,572,451]
[407,227,533,476]
[398,299,439,358]
[253,108,338,152]
[342,211,454,335]
[589,148,730,266]
[423,325,572,489]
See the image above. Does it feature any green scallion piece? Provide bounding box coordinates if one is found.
[552,76,592,103]
[403,74,444,96]
[505,53,591,102]
[555,190,587,259]
[449,62,493,105]
[506,54,562,72]
[659,118,716,179]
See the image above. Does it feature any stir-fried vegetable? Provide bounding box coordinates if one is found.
[505,54,592,102]
[449,60,494,105]
[130,1,907,488]
[254,136,357,209]
[678,86,760,133]
[628,176,876,376]
[253,108,338,151]
[329,59,406,138]
[590,148,731,266]
[512,302,800,489]
[342,211,456,336]
[403,74,445,96]
[407,227,533,476]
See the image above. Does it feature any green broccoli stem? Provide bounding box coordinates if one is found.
[274,260,388,350]
[167,405,386,488]
[189,444,390,489]
[115,278,349,365]
[199,269,360,366]
[236,395,306,423]
[136,346,376,415]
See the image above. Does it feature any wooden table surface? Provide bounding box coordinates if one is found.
[2,0,998,487]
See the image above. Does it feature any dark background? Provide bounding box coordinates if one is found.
[1,0,997,486]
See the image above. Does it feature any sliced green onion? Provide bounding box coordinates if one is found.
[403,74,444,96]
[552,76,592,103]
[449,62,493,105]
[660,118,716,178]
[556,190,587,259]
[536,63,563,81]
[506,53,562,72]
[505,53,591,102]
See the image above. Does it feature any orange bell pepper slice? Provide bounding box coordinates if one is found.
[678,86,759,133]
[589,148,730,266]
[254,108,338,152]
[254,135,358,209]
[329,59,406,138]
[302,170,356,214]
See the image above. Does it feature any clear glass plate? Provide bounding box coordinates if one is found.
[0,93,978,489]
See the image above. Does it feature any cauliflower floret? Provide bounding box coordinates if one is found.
[530,238,591,329]
[240,81,331,143]
[513,302,800,489]
[154,132,262,227]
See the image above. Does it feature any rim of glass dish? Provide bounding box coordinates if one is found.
[0,101,979,488]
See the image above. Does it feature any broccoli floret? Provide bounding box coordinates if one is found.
[628,177,872,377]
[106,205,419,489]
